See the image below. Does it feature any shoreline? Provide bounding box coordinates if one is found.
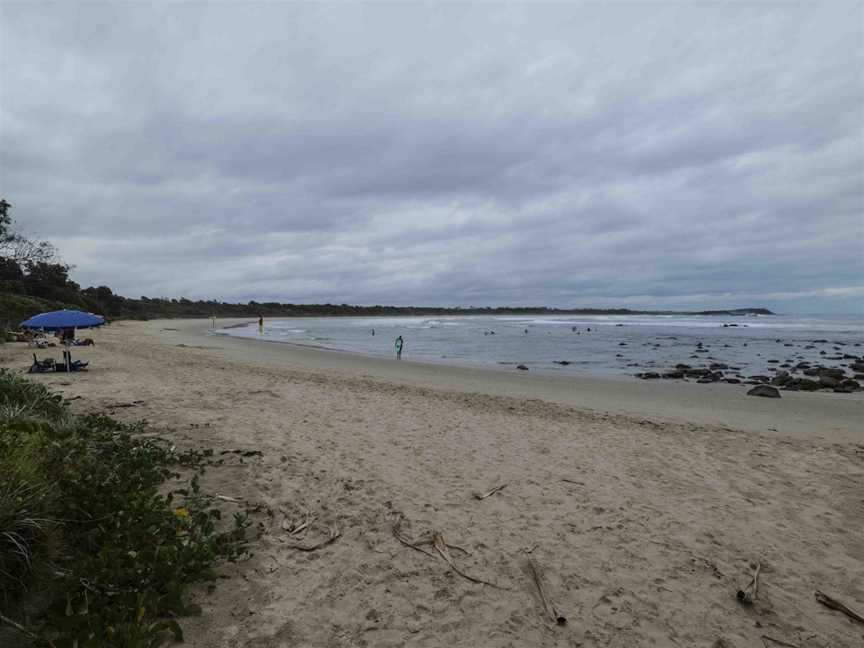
[184,319,862,443]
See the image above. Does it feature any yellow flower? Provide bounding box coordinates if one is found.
[174,507,189,519]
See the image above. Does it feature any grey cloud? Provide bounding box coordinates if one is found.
[1,2,862,313]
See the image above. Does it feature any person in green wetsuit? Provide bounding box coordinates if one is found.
[395,335,403,359]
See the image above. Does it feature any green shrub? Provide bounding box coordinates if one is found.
[0,371,250,647]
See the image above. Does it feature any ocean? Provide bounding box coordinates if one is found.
[215,314,864,380]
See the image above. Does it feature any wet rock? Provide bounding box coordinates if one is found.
[818,375,839,389]
[817,367,846,380]
[710,363,729,370]
[675,363,692,370]
[771,372,792,387]
[851,361,864,372]
[516,364,529,371]
[724,378,741,384]
[748,385,781,398]
[747,375,770,383]
[662,371,684,379]
[797,378,821,391]
[836,379,860,393]
[553,360,572,366]
[636,372,661,379]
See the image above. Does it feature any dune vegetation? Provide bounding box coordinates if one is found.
[0,370,250,647]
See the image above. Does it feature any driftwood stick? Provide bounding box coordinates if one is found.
[527,558,567,625]
[473,483,507,500]
[432,532,505,590]
[761,635,800,648]
[736,562,761,604]
[814,590,864,624]
[391,515,436,558]
[285,526,340,552]
[0,612,38,641]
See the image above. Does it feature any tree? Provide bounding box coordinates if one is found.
[1,198,14,245]
[0,197,62,268]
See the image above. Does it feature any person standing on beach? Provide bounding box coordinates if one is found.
[395,335,403,360]
[258,315,264,334]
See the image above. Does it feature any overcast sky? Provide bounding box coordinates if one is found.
[1,3,862,313]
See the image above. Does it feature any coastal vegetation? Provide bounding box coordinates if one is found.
[0,370,250,646]
[0,197,771,330]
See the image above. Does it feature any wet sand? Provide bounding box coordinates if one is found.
[3,319,862,648]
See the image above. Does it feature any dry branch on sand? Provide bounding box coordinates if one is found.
[814,590,864,624]
[472,483,507,500]
[736,562,761,604]
[526,558,567,625]
[390,514,505,589]
[285,526,340,552]
[761,635,800,648]
[281,511,316,536]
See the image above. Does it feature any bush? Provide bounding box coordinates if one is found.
[0,371,250,647]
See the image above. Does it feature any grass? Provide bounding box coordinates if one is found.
[0,370,251,647]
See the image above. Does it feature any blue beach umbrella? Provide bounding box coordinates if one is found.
[21,309,106,331]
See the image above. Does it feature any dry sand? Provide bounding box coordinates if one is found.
[3,319,863,648]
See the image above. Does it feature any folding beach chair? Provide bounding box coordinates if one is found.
[28,353,55,374]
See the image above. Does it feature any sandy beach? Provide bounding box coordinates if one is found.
[3,319,863,648]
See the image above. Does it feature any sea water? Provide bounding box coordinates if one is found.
[216,314,864,380]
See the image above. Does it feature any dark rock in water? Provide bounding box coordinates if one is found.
[854,373,864,380]
[685,368,710,378]
[748,385,781,398]
[697,378,714,384]
[724,378,741,384]
[748,375,770,383]
[618,342,627,346]
[804,345,815,349]
[662,371,684,379]
[818,367,846,380]
[797,378,821,391]
[695,349,709,353]
[783,343,794,347]
[825,355,844,360]
[675,363,692,370]
[516,364,529,371]
[803,368,819,376]
[637,372,661,379]
[615,353,623,358]
[819,350,827,355]
[771,372,792,387]
[850,361,864,372]
[710,363,728,370]
[837,379,860,392]
[818,375,839,388]
[767,359,779,363]
[553,360,572,366]
[842,354,860,360]
[813,339,828,343]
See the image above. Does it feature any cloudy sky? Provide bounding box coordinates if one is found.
[1,3,862,313]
